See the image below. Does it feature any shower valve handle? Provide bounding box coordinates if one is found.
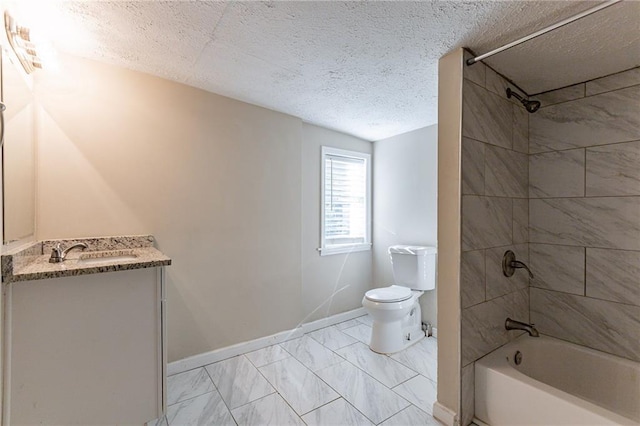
[502,250,534,279]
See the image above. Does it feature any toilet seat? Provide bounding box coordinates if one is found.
[364,286,412,303]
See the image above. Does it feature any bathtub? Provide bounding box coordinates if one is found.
[474,334,639,425]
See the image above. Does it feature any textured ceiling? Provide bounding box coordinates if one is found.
[485,1,640,95]
[9,1,637,140]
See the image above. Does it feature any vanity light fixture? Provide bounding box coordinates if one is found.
[4,11,43,74]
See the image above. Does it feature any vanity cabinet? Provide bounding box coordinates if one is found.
[4,267,166,425]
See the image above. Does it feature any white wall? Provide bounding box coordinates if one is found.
[2,51,36,243]
[32,54,371,362]
[373,124,438,326]
[28,52,435,362]
[302,123,373,322]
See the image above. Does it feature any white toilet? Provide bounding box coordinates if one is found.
[362,245,437,354]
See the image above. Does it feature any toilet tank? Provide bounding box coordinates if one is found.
[389,245,437,291]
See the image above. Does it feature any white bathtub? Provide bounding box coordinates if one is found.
[475,334,640,425]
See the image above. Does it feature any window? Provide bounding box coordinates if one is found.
[320,146,371,256]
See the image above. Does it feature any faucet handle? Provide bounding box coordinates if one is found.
[511,260,535,279]
[502,250,535,279]
[49,243,64,263]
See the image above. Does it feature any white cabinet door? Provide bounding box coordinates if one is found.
[5,267,165,425]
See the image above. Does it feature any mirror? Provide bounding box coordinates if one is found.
[2,48,36,244]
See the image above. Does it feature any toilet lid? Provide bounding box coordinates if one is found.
[365,286,412,303]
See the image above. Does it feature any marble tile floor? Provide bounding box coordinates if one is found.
[152,314,441,426]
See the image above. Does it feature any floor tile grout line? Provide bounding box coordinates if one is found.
[306,330,409,424]
[256,343,342,419]
[231,391,298,424]
[245,343,291,369]
[338,340,429,384]
[375,404,419,426]
[316,347,419,403]
[226,389,277,413]
[297,394,342,417]
[201,362,240,425]
[341,397,378,426]
[306,328,359,351]
[336,348,421,389]
[281,334,345,372]
[167,321,440,425]
[303,360,370,422]
[166,365,221,406]
[205,353,281,422]
[166,388,216,410]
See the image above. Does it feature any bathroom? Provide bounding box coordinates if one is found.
[0,1,639,426]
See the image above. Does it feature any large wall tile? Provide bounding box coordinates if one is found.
[485,67,508,98]
[485,244,529,300]
[485,145,528,198]
[462,196,512,251]
[461,363,474,426]
[535,84,584,106]
[485,68,522,108]
[586,248,640,306]
[529,149,585,198]
[529,244,584,295]
[461,250,485,309]
[512,105,528,154]
[529,197,640,250]
[512,199,528,244]
[463,51,485,87]
[529,85,640,153]
[586,141,640,196]
[586,67,640,96]
[463,81,513,149]
[461,288,528,366]
[462,138,485,195]
[531,288,640,362]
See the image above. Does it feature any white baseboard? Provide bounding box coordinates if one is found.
[433,401,458,426]
[168,307,367,376]
[472,418,489,426]
[432,326,438,338]
[300,307,366,334]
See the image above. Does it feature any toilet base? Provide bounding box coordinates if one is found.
[367,301,426,354]
[369,321,426,354]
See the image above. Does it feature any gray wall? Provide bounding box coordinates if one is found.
[302,123,373,323]
[458,52,531,426]
[33,54,373,362]
[458,61,640,425]
[528,67,640,362]
[373,125,438,327]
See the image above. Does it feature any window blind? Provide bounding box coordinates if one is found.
[323,153,367,247]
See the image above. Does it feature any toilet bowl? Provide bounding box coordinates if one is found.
[362,245,436,354]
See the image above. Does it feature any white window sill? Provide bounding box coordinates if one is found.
[319,244,371,256]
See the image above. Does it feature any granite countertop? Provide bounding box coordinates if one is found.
[2,235,171,283]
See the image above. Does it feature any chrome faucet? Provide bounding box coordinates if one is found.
[505,318,539,337]
[49,242,89,263]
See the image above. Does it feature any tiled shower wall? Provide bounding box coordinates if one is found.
[458,62,640,425]
[458,53,530,425]
[528,66,640,363]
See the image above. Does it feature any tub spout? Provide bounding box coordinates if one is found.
[505,318,539,337]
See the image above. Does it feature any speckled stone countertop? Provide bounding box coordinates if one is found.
[2,235,171,283]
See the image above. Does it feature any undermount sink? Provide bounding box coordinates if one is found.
[77,250,138,266]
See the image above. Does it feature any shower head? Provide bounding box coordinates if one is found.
[523,99,541,113]
[506,88,541,113]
